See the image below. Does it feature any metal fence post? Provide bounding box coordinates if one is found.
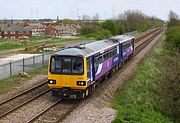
[42,54,44,66]
[10,61,12,77]
[33,56,35,68]
[23,58,25,72]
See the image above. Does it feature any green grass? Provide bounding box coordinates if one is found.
[0,43,28,50]
[112,36,173,123]
[0,66,47,93]
[0,36,95,51]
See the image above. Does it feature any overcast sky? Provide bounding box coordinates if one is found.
[0,0,179,20]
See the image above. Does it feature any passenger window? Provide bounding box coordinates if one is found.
[87,59,91,72]
[95,55,103,67]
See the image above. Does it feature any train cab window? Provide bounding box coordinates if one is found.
[50,56,84,75]
[51,57,62,73]
[61,57,72,73]
[72,58,83,74]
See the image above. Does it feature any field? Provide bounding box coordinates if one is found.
[112,34,180,122]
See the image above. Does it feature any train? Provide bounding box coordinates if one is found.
[48,35,135,99]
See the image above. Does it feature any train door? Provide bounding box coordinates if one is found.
[131,38,135,50]
[92,56,95,81]
[87,57,93,85]
[119,43,122,61]
[119,43,123,60]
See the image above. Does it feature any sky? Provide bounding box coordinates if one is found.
[0,0,179,20]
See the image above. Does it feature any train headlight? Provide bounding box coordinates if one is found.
[77,81,86,86]
[48,80,56,84]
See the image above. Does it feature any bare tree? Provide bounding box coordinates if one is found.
[82,15,90,21]
[169,11,179,21]
[93,13,100,21]
[168,10,179,27]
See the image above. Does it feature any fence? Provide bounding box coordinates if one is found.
[0,53,51,80]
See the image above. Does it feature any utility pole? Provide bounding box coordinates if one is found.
[112,7,115,19]
[31,9,33,20]
[77,8,80,20]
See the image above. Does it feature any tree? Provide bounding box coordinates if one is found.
[82,15,90,20]
[62,19,72,24]
[168,11,179,27]
[101,20,117,35]
[93,13,100,20]
[117,10,163,31]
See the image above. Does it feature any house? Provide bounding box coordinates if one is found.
[0,24,6,38]
[0,24,2,38]
[24,22,46,37]
[1,24,32,39]
[45,24,79,38]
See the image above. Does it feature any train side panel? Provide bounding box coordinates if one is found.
[93,45,120,81]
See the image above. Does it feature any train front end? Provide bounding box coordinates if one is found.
[48,55,87,99]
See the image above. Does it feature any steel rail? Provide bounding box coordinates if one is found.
[0,80,48,106]
[0,89,50,118]
[26,98,62,123]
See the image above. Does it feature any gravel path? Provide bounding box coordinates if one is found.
[60,31,164,123]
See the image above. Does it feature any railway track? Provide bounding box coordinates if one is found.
[0,27,164,123]
[134,28,163,54]
[135,27,161,42]
[0,81,49,119]
[27,100,81,123]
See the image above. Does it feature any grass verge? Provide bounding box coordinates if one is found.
[112,35,175,123]
[0,66,47,93]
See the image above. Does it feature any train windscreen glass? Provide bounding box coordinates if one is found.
[50,56,84,74]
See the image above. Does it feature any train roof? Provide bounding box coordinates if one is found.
[53,35,134,57]
[110,35,134,43]
[53,39,117,57]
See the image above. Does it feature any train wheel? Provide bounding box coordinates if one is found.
[93,83,96,90]
[116,65,118,71]
[118,62,122,69]
[85,89,89,96]
[82,92,85,98]
[91,83,96,94]
[88,86,93,95]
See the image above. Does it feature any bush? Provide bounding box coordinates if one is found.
[94,29,112,40]
[159,51,180,122]
[166,26,180,49]
[80,26,97,35]
[116,22,125,34]
[101,20,118,35]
